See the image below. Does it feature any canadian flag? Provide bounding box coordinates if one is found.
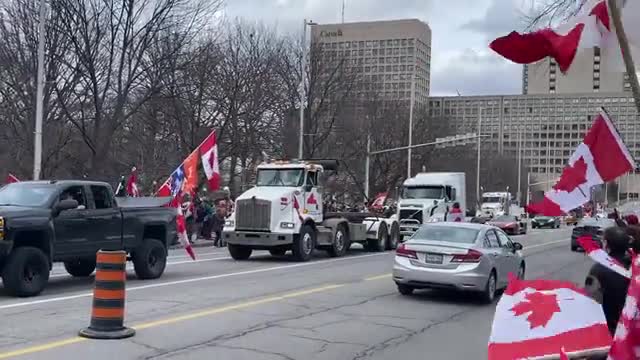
[370,193,387,210]
[490,0,640,73]
[5,173,19,184]
[607,256,640,360]
[578,235,631,279]
[527,109,635,216]
[171,192,196,261]
[200,130,221,191]
[488,278,612,359]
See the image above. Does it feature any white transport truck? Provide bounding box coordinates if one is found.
[397,172,466,240]
[222,160,400,261]
[477,192,512,218]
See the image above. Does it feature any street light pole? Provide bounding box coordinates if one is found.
[475,106,482,206]
[33,0,47,180]
[364,134,371,200]
[517,128,522,204]
[298,18,308,160]
[407,65,416,178]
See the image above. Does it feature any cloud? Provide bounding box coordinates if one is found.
[431,49,522,96]
[460,0,528,38]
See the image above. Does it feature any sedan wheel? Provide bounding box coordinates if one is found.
[481,272,497,304]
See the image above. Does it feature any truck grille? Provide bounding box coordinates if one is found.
[400,209,423,224]
[236,199,271,231]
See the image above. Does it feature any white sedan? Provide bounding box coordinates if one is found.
[392,222,525,303]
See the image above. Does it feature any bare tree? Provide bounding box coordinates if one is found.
[50,0,221,178]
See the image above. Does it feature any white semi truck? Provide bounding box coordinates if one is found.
[477,191,512,218]
[222,160,400,261]
[397,172,466,239]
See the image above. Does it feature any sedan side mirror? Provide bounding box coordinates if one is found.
[512,242,523,251]
[54,199,78,216]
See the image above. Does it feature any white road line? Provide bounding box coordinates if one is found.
[523,239,567,252]
[0,253,388,310]
[48,255,232,279]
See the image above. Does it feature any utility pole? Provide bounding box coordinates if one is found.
[298,18,307,160]
[475,106,482,206]
[33,0,47,180]
[341,0,345,23]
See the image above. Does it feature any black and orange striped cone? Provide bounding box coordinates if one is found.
[79,250,135,339]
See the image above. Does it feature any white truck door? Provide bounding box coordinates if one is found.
[303,170,323,223]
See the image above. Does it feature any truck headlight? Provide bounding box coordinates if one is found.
[224,220,234,227]
[280,222,295,229]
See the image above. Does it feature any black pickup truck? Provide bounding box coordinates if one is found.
[0,180,177,297]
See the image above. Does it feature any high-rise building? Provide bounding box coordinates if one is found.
[523,48,633,95]
[428,93,640,199]
[311,19,432,104]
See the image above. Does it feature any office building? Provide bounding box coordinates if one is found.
[311,19,432,104]
[428,93,640,197]
[523,48,634,95]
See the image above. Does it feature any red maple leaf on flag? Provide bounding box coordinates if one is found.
[510,291,561,329]
[553,157,588,194]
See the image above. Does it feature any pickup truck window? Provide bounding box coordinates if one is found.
[91,185,114,209]
[60,186,87,209]
[0,183,55,207]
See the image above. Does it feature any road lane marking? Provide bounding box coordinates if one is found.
[522,239,567,252]
[49,255,232,278]
[0,284,346,359]
[365,274,392,281]
[0,253,388,311]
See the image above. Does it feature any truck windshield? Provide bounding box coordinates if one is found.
[256,169,304,187]
[482,197,503,203]
[401,186,444,199]
[0,183,56,207]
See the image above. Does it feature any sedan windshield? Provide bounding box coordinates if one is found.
[256,169,304,187]
[401,186,444,199]
[413,225,479,244]
[0,183,56,207]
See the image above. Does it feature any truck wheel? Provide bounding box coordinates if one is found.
[387,223,400,250]
[2,247,50,297]
[327,224,349,257]
[367,222,387,252]
[229,244,252,260]
[292,224,315,262]
[63,259,96,277]
[133,239,167,280]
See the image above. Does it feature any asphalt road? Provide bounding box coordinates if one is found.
[0,226,591,360]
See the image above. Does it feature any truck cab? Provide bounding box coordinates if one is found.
[223,160,400,261]
[478,192,512,218]
[397,172,466,240]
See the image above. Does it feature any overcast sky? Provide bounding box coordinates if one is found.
[224,0,534,96]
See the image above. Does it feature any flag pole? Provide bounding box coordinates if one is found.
[607,0,640,114]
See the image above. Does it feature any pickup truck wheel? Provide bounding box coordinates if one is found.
[63,259,96,277]
[327,224,349,258]
[2,247,50,297]
[229,244,252,260]
[387,223,400,250]
[292,224,315,262]
[133,239,167,280]
[367,222,387,252]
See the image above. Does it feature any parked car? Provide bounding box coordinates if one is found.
[0,180,176,297]
[531,216,561,229]
[393,222,525,303]
[570,218,617,252]
[486,215,527,235]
